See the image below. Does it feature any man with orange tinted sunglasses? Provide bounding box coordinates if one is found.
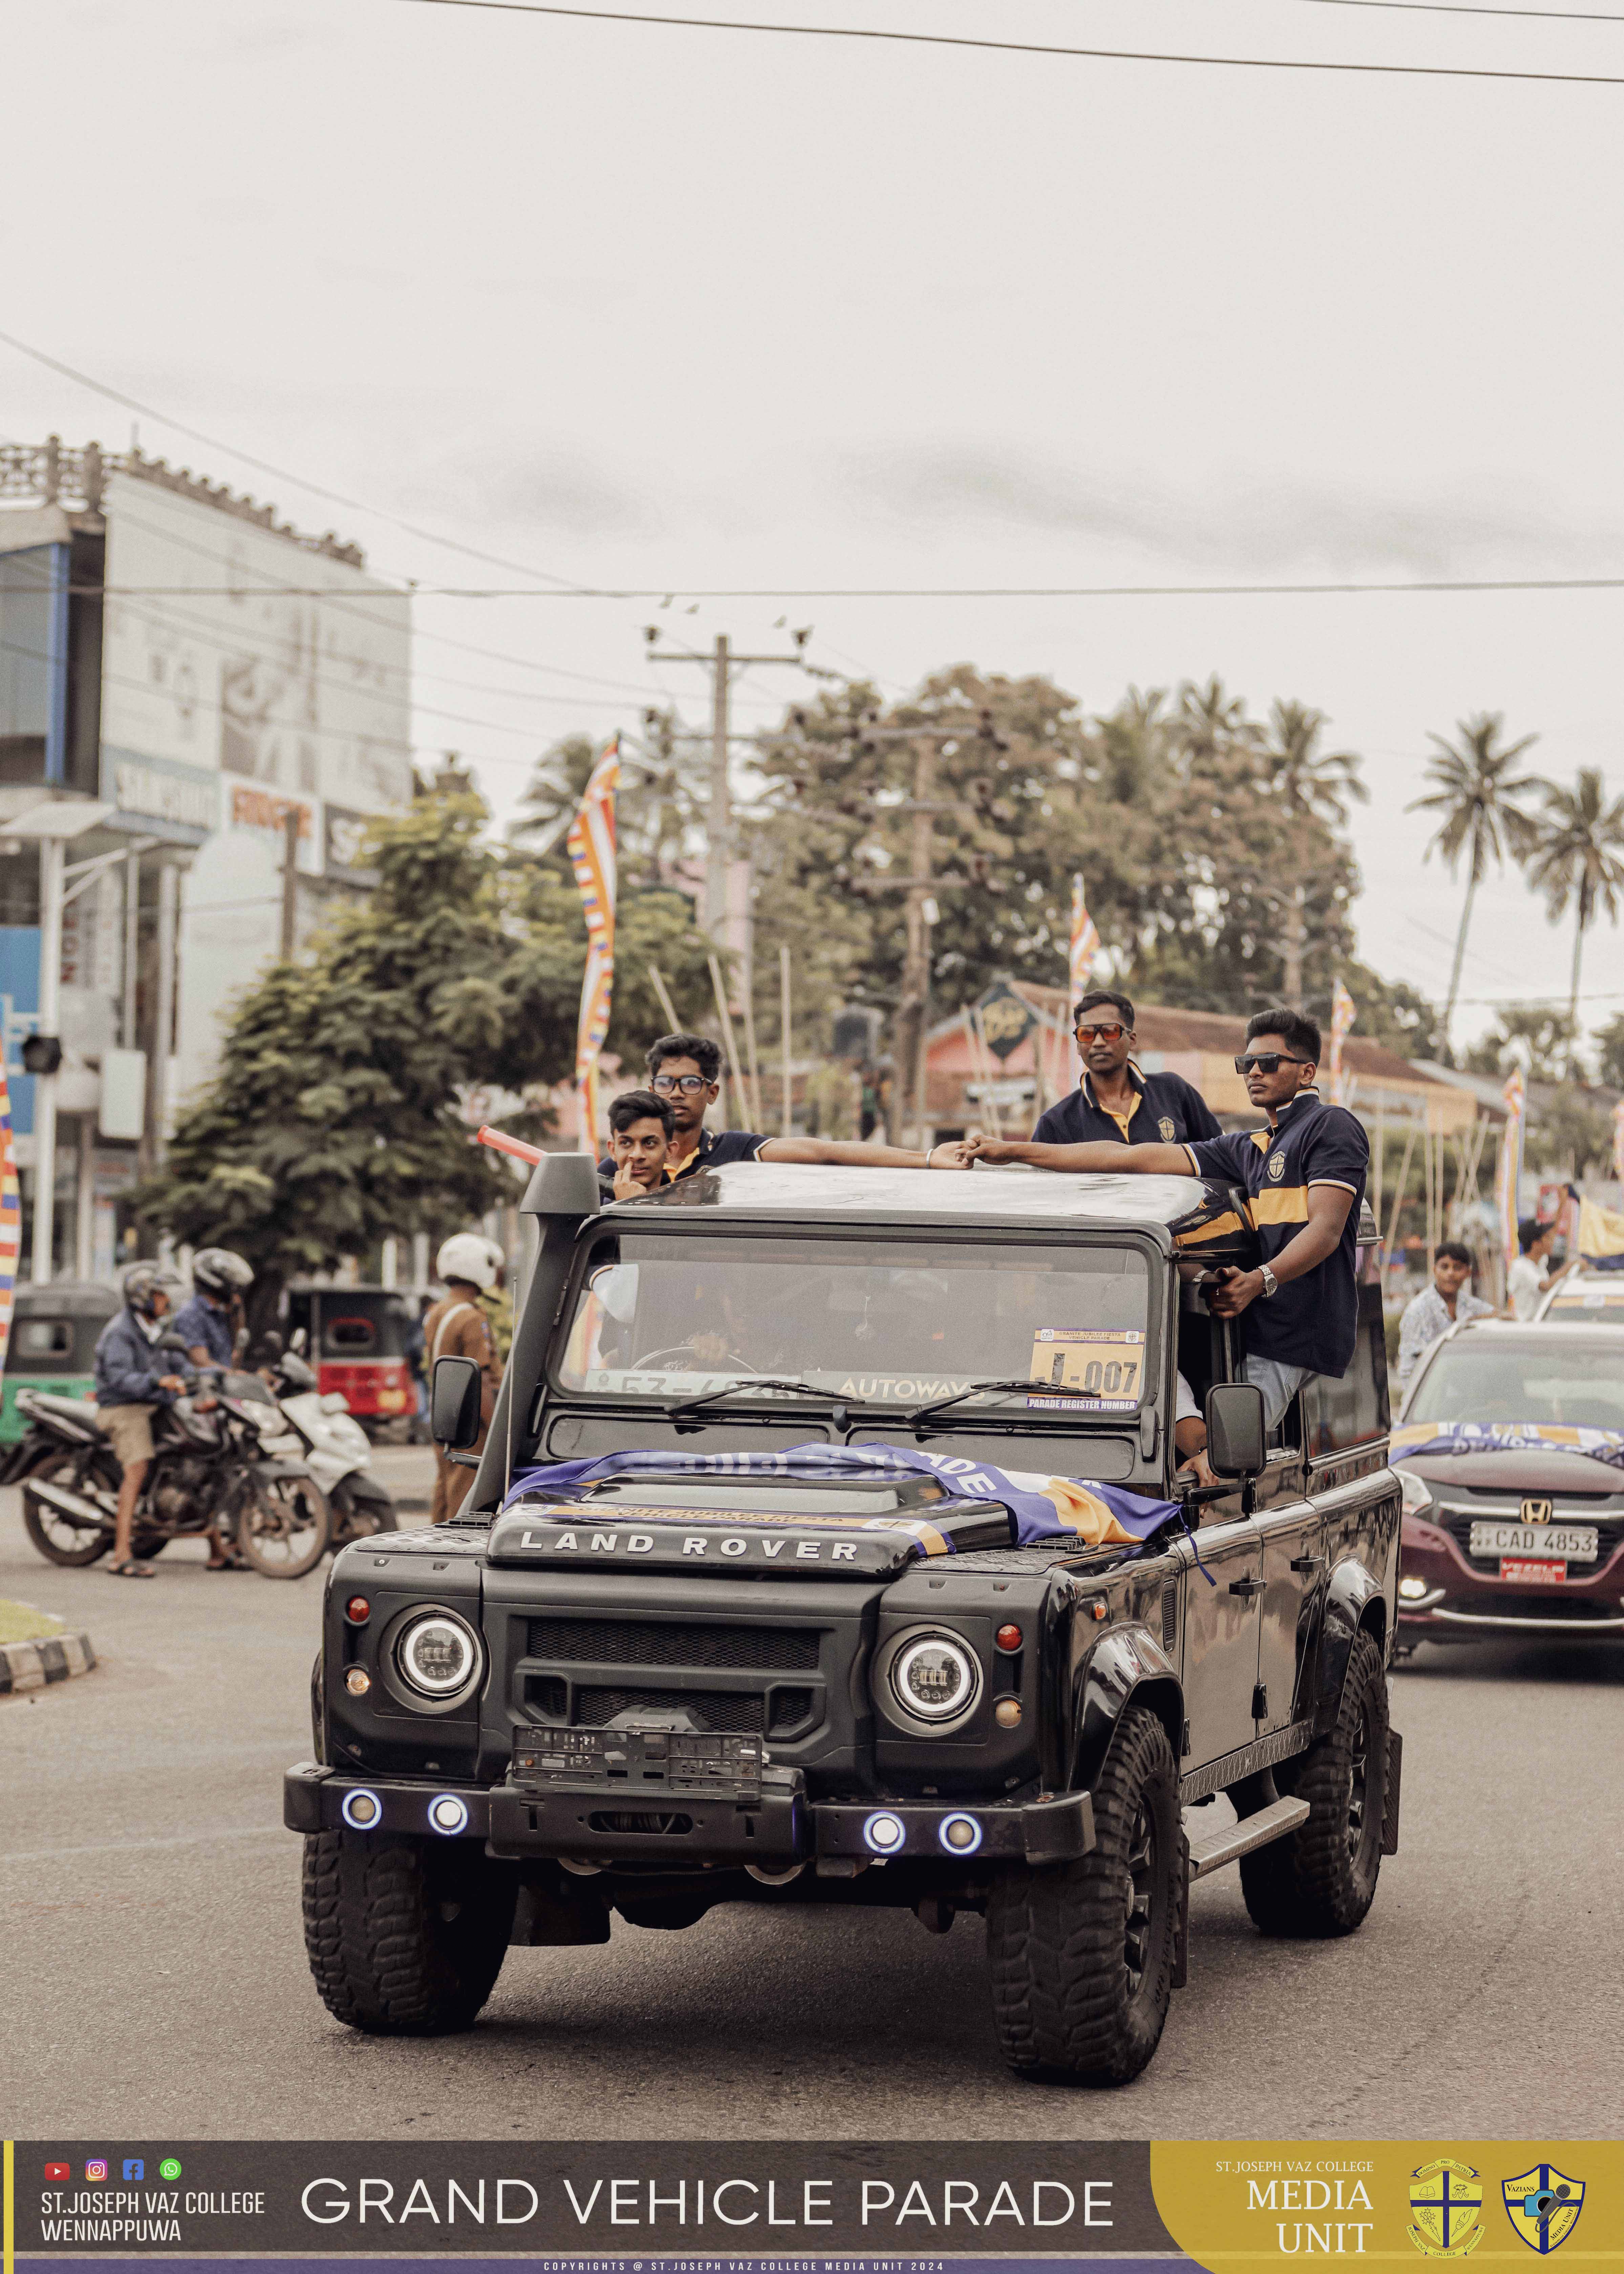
[1032,988,1221,1150]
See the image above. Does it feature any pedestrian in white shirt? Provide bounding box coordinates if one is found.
[1397,1241,1495,1391]
[1504,1218,1570,1321]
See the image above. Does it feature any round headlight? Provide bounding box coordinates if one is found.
[890,1633,982,1724]
[395,1612,481,1701]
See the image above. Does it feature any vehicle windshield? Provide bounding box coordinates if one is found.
[1406,1339,1624,1430]
[556,1231,1151,1414]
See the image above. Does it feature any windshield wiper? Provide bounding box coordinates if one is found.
[665,1377,864,1422]
[903,1377,1043,1429]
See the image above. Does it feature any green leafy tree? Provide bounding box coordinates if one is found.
[1524,767,1624,1071]
[139,792,719,1325]
[1407,713,1542,1039]
[1594,1009,1624,1091]
[1257,699,1367,1004]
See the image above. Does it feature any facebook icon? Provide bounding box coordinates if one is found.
[123,2161,144,2182]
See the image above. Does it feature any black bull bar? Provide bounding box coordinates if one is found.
[284,1762,1094,1867]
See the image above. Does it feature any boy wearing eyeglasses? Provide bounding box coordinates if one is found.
[967,1007,1368,1428]
[600,1031,973,1181]
[1032,988,1222,1150]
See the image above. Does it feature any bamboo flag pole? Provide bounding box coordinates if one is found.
[647,963,681,1034]
[740,974,764,1131]
[707,953,750,1128]
[1386,1124,1417,1263]
[779,944,793,1137]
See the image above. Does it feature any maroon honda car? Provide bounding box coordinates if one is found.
[1395,1320,1624,1650]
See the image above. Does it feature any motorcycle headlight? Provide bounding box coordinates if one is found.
[394,1610,483,1704]
[889,1631,982,1724]
[1398,1469,1436,1520]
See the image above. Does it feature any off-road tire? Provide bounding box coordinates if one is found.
[1239,1627,1388,1938]
[986,1705,1180,2084]
[302,1831,518,2034]
[21,1448,118,1566]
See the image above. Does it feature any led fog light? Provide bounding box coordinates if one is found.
[341,1788,382,1830]
[890,1633,981,1723]
[1399,1575,1429,1602]
[395,1610,482,1703]
[428,1792,469,1836]
[938,1812,983,1855]
[863,1810,907,1855]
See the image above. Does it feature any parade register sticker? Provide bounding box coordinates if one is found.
[1028,1328,1145,1411]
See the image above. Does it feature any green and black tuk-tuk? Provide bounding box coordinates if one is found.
[0,1281,120,1446]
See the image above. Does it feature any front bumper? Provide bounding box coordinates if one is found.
[283,1762,1094,1868]
[1400,1515,1624,1638]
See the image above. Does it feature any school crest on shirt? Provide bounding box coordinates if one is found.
[1158,1116,1176,1141]
[1267,1151,1286,1181]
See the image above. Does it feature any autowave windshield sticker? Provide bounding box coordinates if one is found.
[1390,1421,1624,1470]
[497,1442,1180,1548]
[1027,1327,1146,1411]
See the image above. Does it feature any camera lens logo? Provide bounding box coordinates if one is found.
[123,2160,145,2182]
[44,2164,69,2184]
[159,2159,182,2181]
[85,2161,109,2183]
[1503,2167,1584,2255]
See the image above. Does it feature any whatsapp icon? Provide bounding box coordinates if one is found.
[159,2160,182,2181]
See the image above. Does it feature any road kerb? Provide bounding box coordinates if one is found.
[0,1628,97,1694]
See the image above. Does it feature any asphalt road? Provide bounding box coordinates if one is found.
[3,1455,1620,2142]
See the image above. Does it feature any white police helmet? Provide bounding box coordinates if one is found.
[436,1233,500,1291]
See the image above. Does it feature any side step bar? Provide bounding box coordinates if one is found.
[1186,1795,1309,1879]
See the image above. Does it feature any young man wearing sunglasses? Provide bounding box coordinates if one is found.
[1032,988,1221,1150]
[599,1031,972,1180]
[966,1007,1368,1427]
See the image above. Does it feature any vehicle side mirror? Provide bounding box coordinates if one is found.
[159,1335,191,1357]
[289,1327,308,1356]
[431,1354,483,1450]
[1204,1382,1266,1477]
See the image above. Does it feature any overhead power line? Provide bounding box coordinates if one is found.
[0,325,596,594]
[24,573,1624,599]
[381,0,1624,86]
[1272,0,1624,23]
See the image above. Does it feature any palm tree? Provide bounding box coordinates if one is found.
[1174,675,1255,767]
[1260,701,1368,1000]
[1525,768,1624,1071]
[1408,713,1543,1041]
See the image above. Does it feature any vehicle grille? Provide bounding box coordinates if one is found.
[528,1616,820,1671]
[575,1687,763,1733]
[1438,1506,1624,1571]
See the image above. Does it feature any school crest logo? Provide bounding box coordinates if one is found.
[1158,1116,1176,1141]
[1409,2161,1484,2257]
[1502,2167,1584,2254]
[1267,1151,1286,1181]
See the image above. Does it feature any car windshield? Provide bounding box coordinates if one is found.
[555,1231,1152,1414]
[1406,1339,1624,1430]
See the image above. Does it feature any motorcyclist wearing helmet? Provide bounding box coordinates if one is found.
[422,1233,505,1523]
[94,1265,193,1578]
[174,1247,254,1370]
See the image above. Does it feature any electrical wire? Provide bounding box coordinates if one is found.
[12,574,1624,599]
[1261,0,1624,24]
[378,0,1624,85]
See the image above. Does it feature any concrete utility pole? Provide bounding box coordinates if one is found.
[645,629,810,936]
[842,711,1005,1144]
[280,806,301,960]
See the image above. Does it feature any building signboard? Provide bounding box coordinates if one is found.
[101,745,219,845]
[324,802,382,884]
[228,782,322,875]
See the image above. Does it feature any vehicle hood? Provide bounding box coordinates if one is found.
[1404,1449,1624,1497]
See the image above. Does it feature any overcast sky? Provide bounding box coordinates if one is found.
[7,0,1624,1051]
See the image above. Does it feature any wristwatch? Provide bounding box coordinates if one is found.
[1259,1264,1280,1299]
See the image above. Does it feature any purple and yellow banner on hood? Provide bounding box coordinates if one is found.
[1391,1420,1624,1470]
[498,1442,1180,1551]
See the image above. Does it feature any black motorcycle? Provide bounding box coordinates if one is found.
[4,1356,332,1579]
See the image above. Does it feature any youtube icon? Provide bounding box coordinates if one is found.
[44,2164,69,2183]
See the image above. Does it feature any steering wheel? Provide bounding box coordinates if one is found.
[630,1344,760,1373]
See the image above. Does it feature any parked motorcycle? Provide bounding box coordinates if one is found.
[257,1336,397,1545]
[5,1353,332,1578]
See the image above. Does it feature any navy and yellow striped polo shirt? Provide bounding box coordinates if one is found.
[1185,1088,1369,1378]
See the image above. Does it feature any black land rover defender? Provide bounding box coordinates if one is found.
[287,1156,1400,2085]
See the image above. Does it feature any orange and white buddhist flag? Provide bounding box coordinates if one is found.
[567,736,620,1154]
[1329,979,1356,1107]
[1069,872,1099,1004]
[1497,1068,1525,1270]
